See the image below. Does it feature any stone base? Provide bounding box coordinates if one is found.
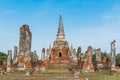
[89,67,94,72]
[74,75,79,79]
[26,71,32,76]
[7,68,12,72]
[49,59,70,65]
[82,66,94,73]
[0,71,7,75]
[110,70,117,76]
[71,60,78,65]
[25,61,32,69]
[40,68,46,72]
[17,68,25,71]
[49,59,55,64]
[82,66,90,73]
[89,64,94,72]
[90,69,94,72]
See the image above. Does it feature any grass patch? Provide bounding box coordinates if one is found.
[0,69,119,80]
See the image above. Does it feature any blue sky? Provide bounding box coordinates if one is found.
[0,0,120,58]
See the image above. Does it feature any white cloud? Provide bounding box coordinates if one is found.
[102,15,113,20]
[101,3,120,20]
[3,10,15,14]
[0,10,16,15]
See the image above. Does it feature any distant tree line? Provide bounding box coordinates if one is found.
[0,51,120,67]
[92,51,120,67]
[116,53,120,67]
[0,52,7,65]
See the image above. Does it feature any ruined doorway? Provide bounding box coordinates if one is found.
[59,52,62,57]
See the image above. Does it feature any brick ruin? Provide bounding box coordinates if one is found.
[82,46,94,72]
[17,24,32,71]
[96,48,101,63]
[49,13,71,64]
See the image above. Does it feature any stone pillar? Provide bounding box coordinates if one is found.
[71,48,77,64]
[46,44,51,60]
[69,44,73,60]
[46,49,49,60]
[83,46,94,72]
[88,46,92,64]
[88,46,94,72]
[33,50,38,62]
[17,24,32,71]
[41,48,45,60]
[82,51,89,72]
[96,48,101,63]
[77,47,82,68]
[32,50,38,68]
[110,40,117,76]
[13,46,18,64]
[7,50,12,72]
[77,47,81,57]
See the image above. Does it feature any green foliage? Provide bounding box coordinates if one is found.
[101,51,109,62]
[31,52,39,60]
[81,53,84,55]
[80,53,84,57]
[92,49,97,62]
[92,51,110,62]
[0,51,7,65]
[31,52,34,60]
[76,52,78,57]
[92,53,96,62]
[116,53,120,66]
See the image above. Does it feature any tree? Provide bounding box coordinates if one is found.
[31,52,39,61]
[101,51,109,62]
[92,49,97,62]
[0,52,7,65]
[92,53,96,62]
[31,52,34,60]
[116,53,120,67]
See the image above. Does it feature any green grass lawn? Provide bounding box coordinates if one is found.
[0,69,119,80]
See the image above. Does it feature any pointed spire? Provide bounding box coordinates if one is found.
[57,10,65,39]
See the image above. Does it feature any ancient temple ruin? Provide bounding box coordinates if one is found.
[48,13,71,64]
[5,12,119,76]
[40,13,86,68]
